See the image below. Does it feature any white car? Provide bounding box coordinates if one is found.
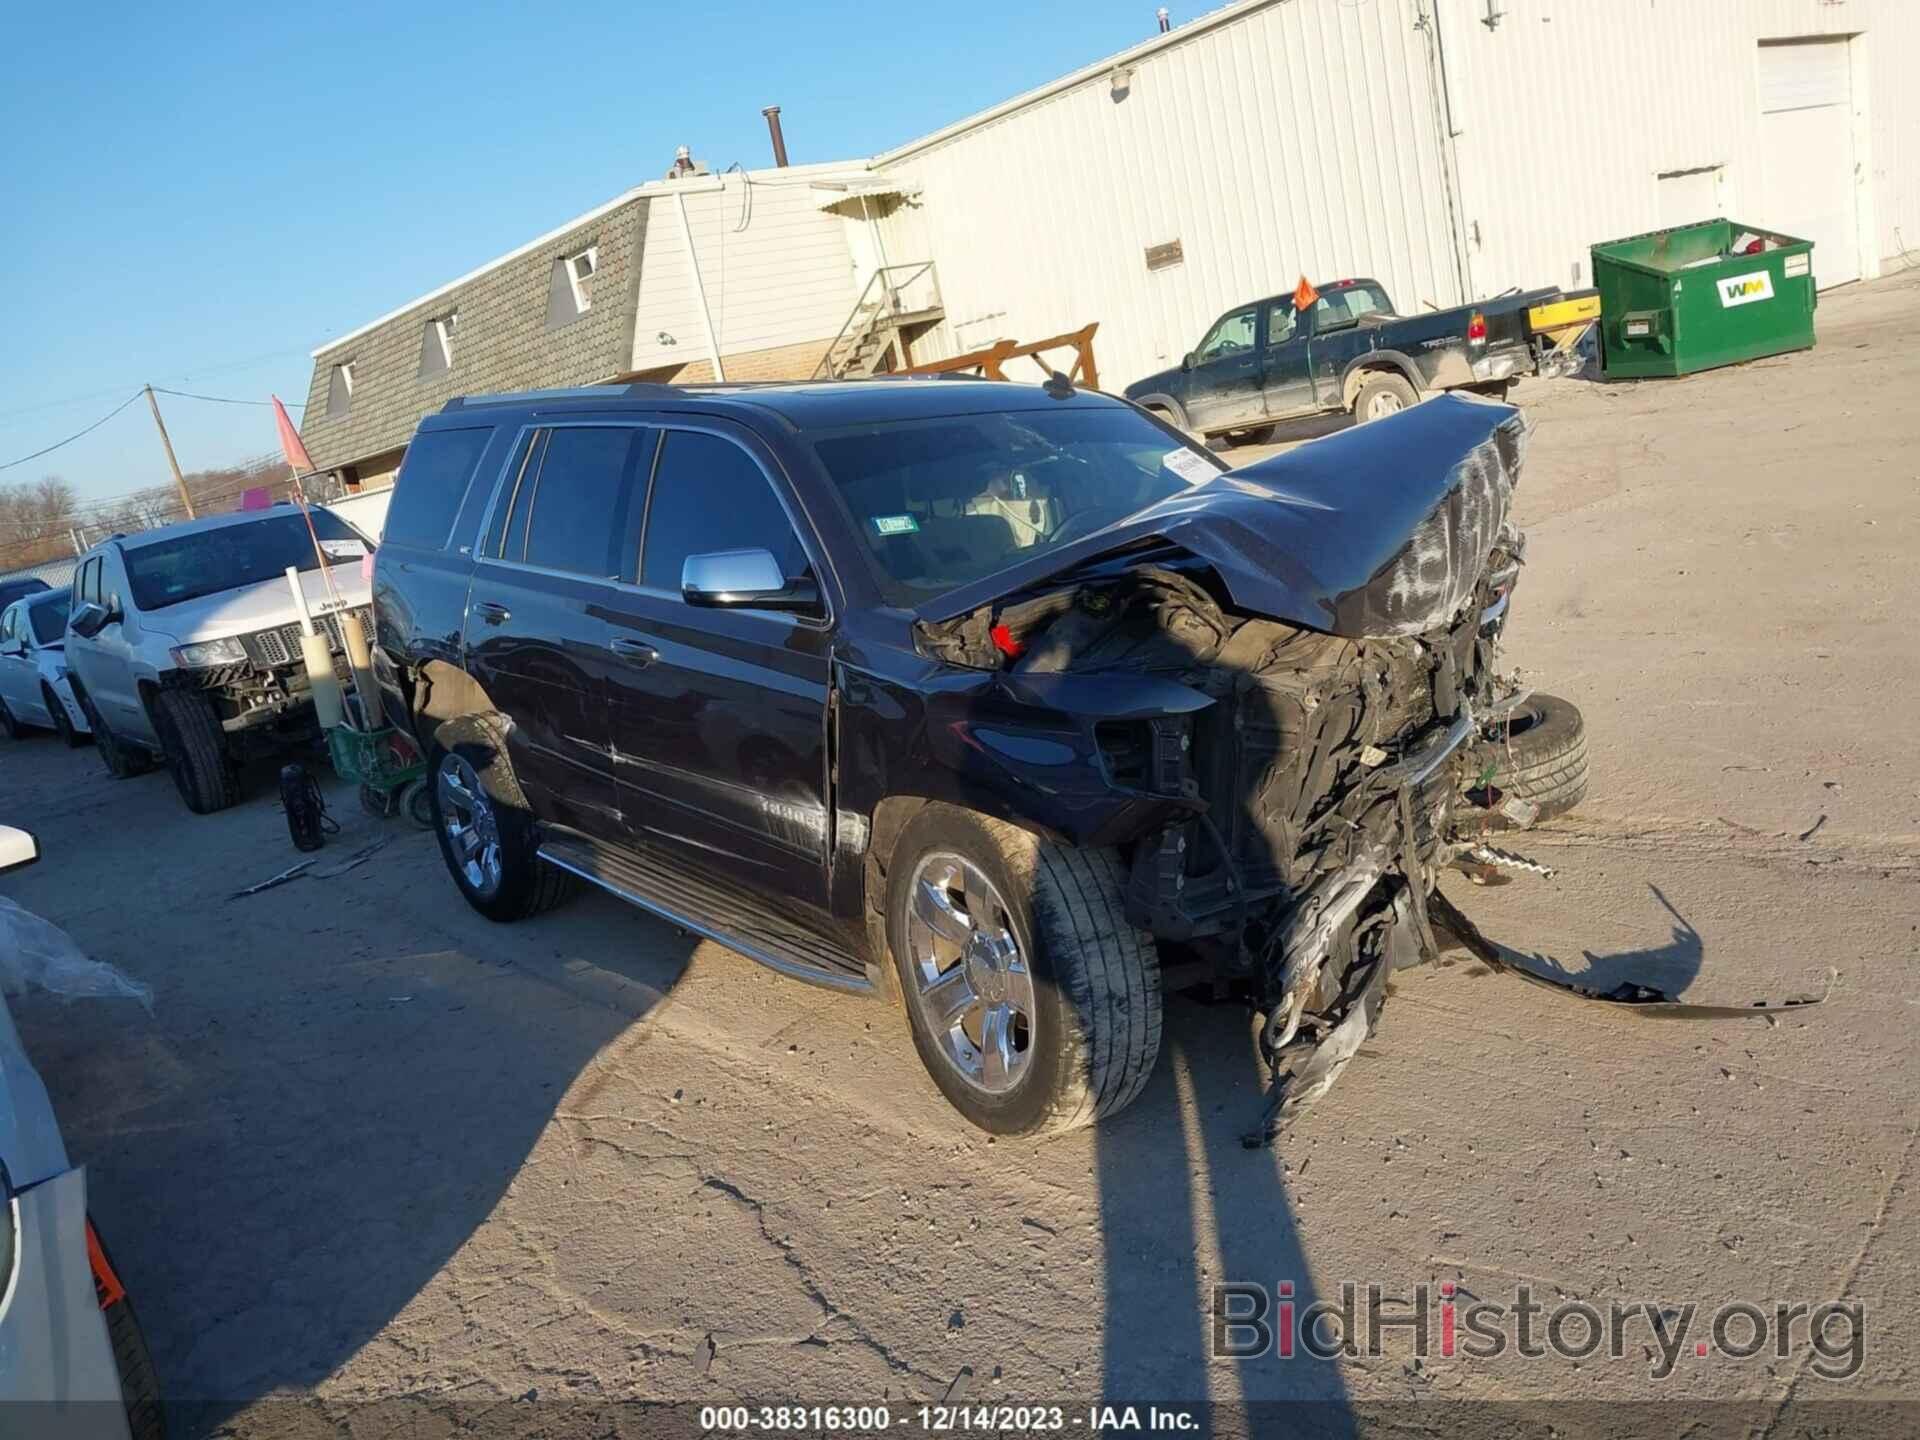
[0,589,92,747]
[64,506,373,814]
[0,826,161,1440]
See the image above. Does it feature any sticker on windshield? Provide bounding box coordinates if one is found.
[319,538,368,560]
[871,514,920,536]
[1163,449,1220,487]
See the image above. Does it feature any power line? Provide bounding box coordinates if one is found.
[1,384,305,484]
[0,345,320,424]
[151,387,307,409]
[0,392,145,474]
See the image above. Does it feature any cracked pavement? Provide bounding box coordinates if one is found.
[6,271,1917,1432]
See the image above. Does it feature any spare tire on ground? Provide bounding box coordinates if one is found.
[1457,692,1588,833]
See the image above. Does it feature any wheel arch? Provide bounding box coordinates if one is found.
[1340,352,1426,410]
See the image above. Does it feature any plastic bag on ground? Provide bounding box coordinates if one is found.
[0,896,154,1008]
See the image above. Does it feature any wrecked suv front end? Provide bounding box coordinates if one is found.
[902,395,1821,1128]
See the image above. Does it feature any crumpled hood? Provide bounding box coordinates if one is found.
[926,394,1528,639]
[139,567,373,646]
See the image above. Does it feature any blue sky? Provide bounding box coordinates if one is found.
[0,0,1169,504]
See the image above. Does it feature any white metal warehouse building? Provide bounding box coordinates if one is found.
[305,0,1918,482]
[863,0,1919,388]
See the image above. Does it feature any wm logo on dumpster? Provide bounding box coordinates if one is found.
[1716,271,1775,308]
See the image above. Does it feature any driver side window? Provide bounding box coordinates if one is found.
[1196,307,1257,363]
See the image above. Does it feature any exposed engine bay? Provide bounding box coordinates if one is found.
[915,399,1826,1135]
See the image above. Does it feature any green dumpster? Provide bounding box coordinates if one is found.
[1591,219,1816,378]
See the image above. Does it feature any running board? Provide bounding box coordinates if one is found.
[536,833,872,994]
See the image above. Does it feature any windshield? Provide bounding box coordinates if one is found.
[27,591,70,646]
[812,406,1224,606]
[124,511,363,611]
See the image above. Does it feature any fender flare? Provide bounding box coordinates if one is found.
[1128,392,1191,431]
[1339,351,1427,410]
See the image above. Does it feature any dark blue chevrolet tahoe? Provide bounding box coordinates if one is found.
[373,379,1616,1136]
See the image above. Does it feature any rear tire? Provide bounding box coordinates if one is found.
[44,684,86,747]
[1353,371,1419,422]
[428,714,577,922]
[885,804,1163,1135]
[0,695,17,741]
[76,686,154,779]
[1459,693,1589,832]
[150,688,240,814]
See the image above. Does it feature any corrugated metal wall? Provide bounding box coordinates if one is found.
[1441,0,1919,296]
[868,0,1919,392]
[872,0,1465,389]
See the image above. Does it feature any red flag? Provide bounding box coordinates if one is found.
[273,395,315,477]
[1293,274,1321,313]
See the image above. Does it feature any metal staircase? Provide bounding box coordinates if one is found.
[814,262,944,379]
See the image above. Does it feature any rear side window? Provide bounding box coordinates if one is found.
[520,426,654,578]
[384,426,495,549]
[640,431,809,592]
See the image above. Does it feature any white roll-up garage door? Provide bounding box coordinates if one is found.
[1757,38,1861,288]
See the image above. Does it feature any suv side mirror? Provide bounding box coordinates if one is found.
[0,638,22,658]
[0,825,39,875]
[1180,352,1195,371]
[682,549,820,615]
[69,601,114,638]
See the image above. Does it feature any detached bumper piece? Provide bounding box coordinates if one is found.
[1428,888,1834,1018]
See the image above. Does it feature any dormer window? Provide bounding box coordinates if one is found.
[418,312,458,378]
[546,245,598,327]
[326,362,354,418]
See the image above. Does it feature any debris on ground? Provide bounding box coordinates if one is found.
[0,896,154,1008]
[227,859,316,900]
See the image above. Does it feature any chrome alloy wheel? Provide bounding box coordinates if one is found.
[437,753,503,897]
[1365,389,1406,420]
[904,852,1037,1095]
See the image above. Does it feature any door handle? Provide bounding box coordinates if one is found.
[474,601,511,626]
[610,637,659,667]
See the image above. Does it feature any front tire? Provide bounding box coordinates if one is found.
[0,695,18,741]
[1459,693,1589,832]
[428,714,576,922]
[1223,423,1279,446]
[151,688,240,813]
[885,804,1163,1136]
[90,1219,166,1440]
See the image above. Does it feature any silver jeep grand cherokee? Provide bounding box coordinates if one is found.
[63,508,373,814]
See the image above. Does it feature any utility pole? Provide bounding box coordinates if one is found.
[143,384,196,519]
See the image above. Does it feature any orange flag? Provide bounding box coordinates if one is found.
[1293,275,1320,312]
[272,395,315,476]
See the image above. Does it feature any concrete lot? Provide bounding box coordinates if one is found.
[7,270,1918,1434]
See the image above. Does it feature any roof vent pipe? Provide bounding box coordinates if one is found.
[762,106,789,168]
[1157,7,1170,33]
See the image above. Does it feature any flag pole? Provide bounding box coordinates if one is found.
[271,397,375,726]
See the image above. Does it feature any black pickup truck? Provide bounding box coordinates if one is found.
[1124,277,1559,441]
